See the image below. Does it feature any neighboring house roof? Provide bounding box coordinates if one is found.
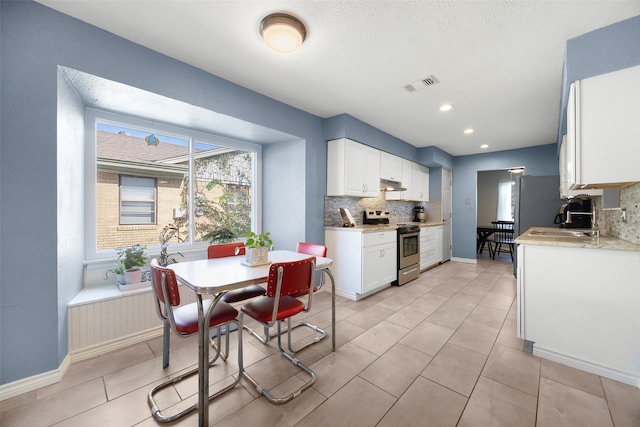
[96,131,251,185]
[97,130,189,167]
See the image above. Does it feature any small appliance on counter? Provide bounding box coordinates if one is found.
[413,206,426,222]
[363,210,391,225]
[339,208,356,227]
[554,196,593,228]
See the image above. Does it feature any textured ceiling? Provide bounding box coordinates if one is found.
[38,1,640,156]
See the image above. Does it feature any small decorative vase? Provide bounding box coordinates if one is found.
[245,246,269,266]
[124,268,143,284]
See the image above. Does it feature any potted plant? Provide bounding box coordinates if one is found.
[116,244,148,284]
[105,262,125,285]
[242,231,273,266]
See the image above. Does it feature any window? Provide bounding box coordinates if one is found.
[496,180,515,221]
[120,176,156,224]
[86,109,260,259]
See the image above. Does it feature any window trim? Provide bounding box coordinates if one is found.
[85,108,262,262]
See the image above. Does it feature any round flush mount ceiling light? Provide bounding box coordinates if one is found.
[260,13,307,54]
[464,128,474,134]
[439,104,453,112]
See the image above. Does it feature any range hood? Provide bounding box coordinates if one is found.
[380,178,407,192]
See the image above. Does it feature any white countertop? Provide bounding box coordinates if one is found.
[325,221,443,232]
[515,227,640,252]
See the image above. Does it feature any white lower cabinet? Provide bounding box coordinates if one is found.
[517,243,640,386]
[325,229,397,300]
[420,226,442,270]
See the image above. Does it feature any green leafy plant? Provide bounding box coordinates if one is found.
[243,231,273,249]
[202,228,236,244]
[116,244,148,271]
[104,262,125,280]
[158,225,184,267]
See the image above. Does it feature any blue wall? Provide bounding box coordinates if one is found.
[0,1,329,385]
[1,1,638,386]
[557,15,640,146]
[451,144,559,260]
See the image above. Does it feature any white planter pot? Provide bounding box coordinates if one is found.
[245,246,269,266]
[124,268,143,284]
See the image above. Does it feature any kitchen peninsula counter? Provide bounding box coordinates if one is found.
[516,227,640,252]
[516,227,640,388]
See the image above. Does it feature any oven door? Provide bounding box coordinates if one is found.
[399,232,420,270]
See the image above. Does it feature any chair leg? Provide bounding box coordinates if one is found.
[285,320,326,353]
[240,313,271,345]
[242,319,316,405]
[492,242,500,259]
[148,318,243,423]
[162,321,170,369]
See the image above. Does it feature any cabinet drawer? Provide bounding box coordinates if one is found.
[420,227,436,238]
[363,231,396,247]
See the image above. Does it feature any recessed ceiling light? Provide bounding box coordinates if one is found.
[480,144,489,149]
[464,128,474,134]
[439,104,453,112]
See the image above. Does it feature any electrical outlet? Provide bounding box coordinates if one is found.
[621,208,627,223]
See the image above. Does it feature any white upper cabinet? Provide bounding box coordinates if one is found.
[411,163,429,201]
[559,135,602,199]
[380,152,402,181]
[566,65,640,189]
[386,158,412,201]
[327,138,380,197]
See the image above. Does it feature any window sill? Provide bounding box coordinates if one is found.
[69,282,152,307]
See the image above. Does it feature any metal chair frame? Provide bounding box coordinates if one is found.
[241,257,317,404]
[147,259,244,423]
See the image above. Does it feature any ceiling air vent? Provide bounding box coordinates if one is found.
[403,75,439,92]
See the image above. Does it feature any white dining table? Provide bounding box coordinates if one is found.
[168,250,335,427]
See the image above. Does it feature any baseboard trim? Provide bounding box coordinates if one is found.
[0,354,71,401]
[0,326,163,402]
[69,326,163,363]
[451,257,477,264]
[533,346,640,389]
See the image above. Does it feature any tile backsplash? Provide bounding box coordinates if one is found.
[325,182,640,247]
[598,182,640,245]
[324,196,441,226]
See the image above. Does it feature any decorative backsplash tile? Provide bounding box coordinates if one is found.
[325,182,639,246]
[599,182,640,245]
[324,195,440,226]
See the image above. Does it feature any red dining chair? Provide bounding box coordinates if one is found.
[207,242,266,303]
[147,259,244,423]
[240,256,317,404]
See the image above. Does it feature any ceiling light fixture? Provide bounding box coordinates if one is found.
[260,13,307,54]
[439,104,453,112]
[464,128,474,134]
[480,144,489,149]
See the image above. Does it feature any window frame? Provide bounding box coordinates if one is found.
[85,108,262,262]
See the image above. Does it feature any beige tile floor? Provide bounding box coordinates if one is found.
[2,254,639,426]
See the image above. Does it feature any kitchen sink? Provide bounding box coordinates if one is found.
[528,229,598,238]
